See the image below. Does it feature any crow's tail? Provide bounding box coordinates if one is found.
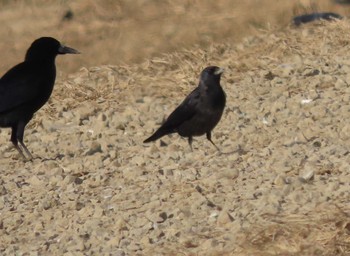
[143,128,172,143]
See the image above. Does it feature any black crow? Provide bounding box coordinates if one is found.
[144,66,226,151]
[0,37,79,159]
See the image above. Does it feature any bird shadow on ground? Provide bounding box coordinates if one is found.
[2,148,64,162]
[40,153,65,162]
[216,144,249,156]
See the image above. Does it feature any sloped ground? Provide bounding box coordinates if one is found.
[0,0,348,75]
[1,21,350,255]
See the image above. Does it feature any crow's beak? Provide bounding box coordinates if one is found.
[214,67,224,75]
[58,45,80,54]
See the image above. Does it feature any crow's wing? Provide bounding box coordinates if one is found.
[161,87,200,130]
[0,62,41,113]
[143,87,200,143]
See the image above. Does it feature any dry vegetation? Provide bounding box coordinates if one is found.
[0,0,349,75]
[0,1,350,256]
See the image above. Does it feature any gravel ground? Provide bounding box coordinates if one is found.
[0,21,349,255]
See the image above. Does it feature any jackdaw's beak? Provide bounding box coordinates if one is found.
[214,67,225,75]
[58,45,80,54]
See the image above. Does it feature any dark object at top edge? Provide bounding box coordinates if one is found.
[293,12,343,26]
[334,0,350,5]
[62,10,74,21]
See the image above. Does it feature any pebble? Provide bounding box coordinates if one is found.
[299,169,315,183]
[273,175,286,186]
[85,141,102,156]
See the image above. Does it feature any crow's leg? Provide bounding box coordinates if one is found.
[206,132,220,151]
[11,126,26,159]
[17,122,33,160]
[188,136,193,151]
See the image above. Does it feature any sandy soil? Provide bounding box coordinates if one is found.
[0,19,350,255]
[1,1,350,255]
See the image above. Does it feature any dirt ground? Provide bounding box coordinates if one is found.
[0,1,350,256]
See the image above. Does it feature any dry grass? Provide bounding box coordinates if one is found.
[0,0,349,75]
[238,204,350,256]
[142,205,350,255]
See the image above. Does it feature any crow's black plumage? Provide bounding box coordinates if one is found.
[144,66,226,150]
[0,37,79,159]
